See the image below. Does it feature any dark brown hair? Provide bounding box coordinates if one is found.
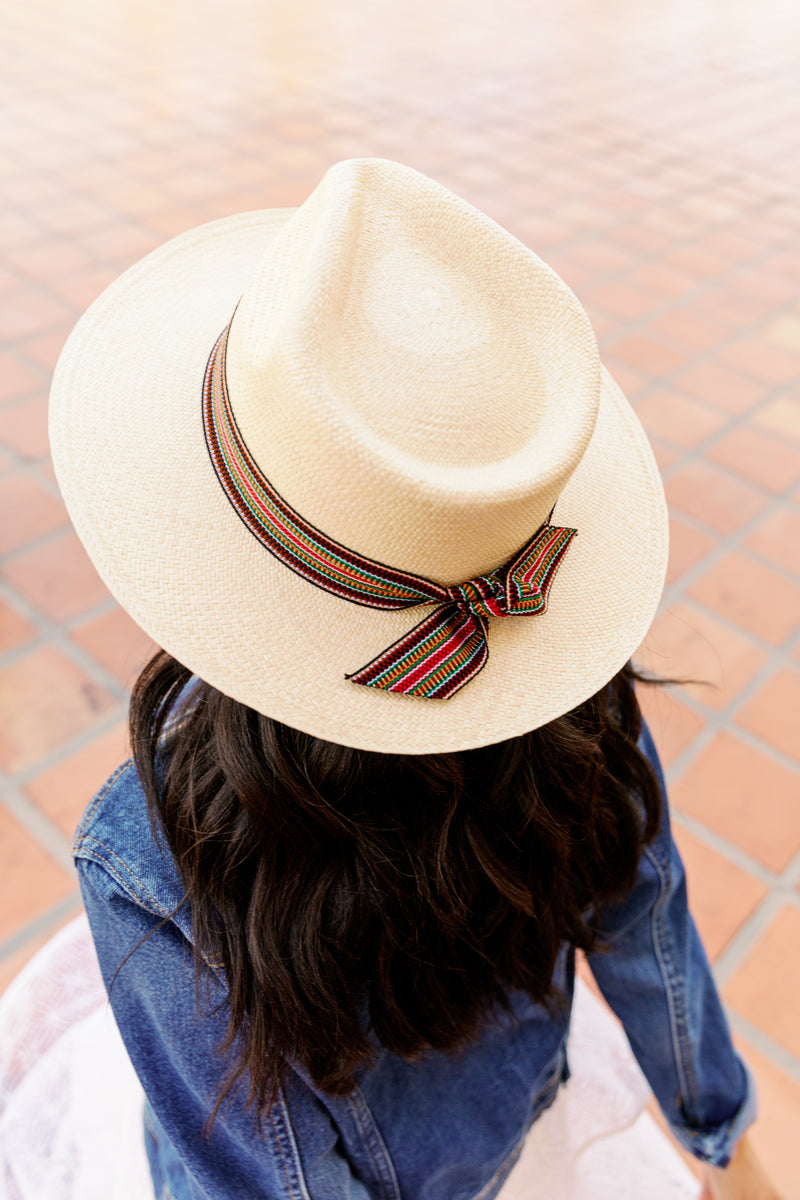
[130,652,662,1120]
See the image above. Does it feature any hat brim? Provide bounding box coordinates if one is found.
[50,210,668,753]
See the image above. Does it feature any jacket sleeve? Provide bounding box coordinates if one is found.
[76,855,375,1200]
[585,720,757,1167]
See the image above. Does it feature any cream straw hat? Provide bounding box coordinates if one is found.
[49,158,667,754]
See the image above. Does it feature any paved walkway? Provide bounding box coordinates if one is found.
[0,0,798,1193]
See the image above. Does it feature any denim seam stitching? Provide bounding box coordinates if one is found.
[77,840,170,916]
[644,844,700,1117]
[269,1091,308,1200]
[469,1133,526,1200]
[347,1088,402,1200]
[277,1094,311,1200]
[81,844,224,968]
[529,1052,564,1108]
[72,759,134,850]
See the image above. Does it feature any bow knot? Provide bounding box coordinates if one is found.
[446,573,509,620]
[347,523,578,699]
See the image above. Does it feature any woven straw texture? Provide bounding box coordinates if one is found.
[49,159,668,753]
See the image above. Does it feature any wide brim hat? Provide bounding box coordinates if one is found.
[50,158,668,754]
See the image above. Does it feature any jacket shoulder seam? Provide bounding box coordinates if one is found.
[73,758,136,851]
[77,835,171,917]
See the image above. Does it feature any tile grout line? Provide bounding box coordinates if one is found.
[0,575,133,705]
[2,700,130,789]
[0,597,124,677]
[0,894,84,970]
[712,884,800,992]
[0,773,76,875]
[669,809,799,894]
[727,1011,800,1090]
[642,653,800,786]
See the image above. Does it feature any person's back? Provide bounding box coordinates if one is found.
[50,158,778,1199]
[70,655,756,1200]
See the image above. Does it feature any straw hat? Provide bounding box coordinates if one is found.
[49,158,667,754]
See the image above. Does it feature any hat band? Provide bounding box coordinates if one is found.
[202,323,577,699]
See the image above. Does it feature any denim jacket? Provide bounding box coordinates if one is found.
[74,720,756,1200]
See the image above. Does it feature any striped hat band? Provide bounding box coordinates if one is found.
[202,321,577,700]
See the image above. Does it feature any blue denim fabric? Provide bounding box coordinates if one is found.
[74,721,756,1200]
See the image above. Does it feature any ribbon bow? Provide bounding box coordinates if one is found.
[346,524,576,698]
[203,325,577,700]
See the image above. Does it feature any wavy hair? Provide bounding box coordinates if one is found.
[129,653,662,1121]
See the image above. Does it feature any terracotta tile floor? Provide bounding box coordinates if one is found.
[1,0,799,1192]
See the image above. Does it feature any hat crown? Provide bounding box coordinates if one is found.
[225,158,601,584]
